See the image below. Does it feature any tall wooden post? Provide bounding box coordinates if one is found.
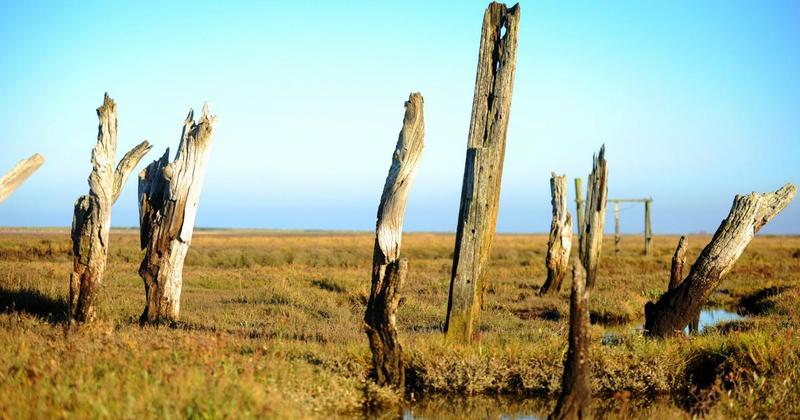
[364,93,424,389]
[445,2,521,342]
[644,198,652,256]
[613,202,620,254]
[539,173,573,296]
[0,154,44,204]
[138,104,216,324]
[70,94,151,323]
[550,259,591,419]
[578,146,608,290]
[574,178,584,239]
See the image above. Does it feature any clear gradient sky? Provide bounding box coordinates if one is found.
[1,1,798,234]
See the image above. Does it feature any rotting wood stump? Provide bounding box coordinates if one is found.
[539,173,573,296]
[365,93,424,389]
[0,154,44,204]
[70,93,151,323]
[445,1,520,343]
[550,259,591,420]
[574,178,584,241]
[668,236,687,291]
[644,183,796,338]
[577,146,607,290]
[138,104,216,324]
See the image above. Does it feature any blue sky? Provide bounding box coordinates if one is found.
[1,1,798,233]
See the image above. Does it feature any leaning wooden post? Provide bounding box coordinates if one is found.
[70,94,151,323]
[138,104,216,324]
[644,198,653,255]
[0,154,44,204]
[578,146,608,290]
[539,173,573,296]
[550,259,591,420]
[574,178,584,239]
[613,201,620,254]
[444,2,520,342]
[645,184,796,338]
[364,93,424,389]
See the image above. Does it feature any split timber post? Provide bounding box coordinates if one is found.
[444,2,520,343]
[70,93,152,323]
[578,146,608,290]
[644,198,653,256]
[667,236,699,332]
[138,104,216,324]
[0,154,44,204]
[364,92,424,389]
[574,178,584,239]
[613,202,620,254]
[644,183,796,338]
[539,173,573,296]
[550,259,591,419]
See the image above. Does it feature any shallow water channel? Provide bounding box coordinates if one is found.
[603,307,745,345]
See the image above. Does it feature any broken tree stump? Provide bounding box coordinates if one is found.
[364,92,424,389]
[578,146,608,289]
[0,154,44,204]
[574,178,584,240]
[138,104,216,324]
[539,173,573,296]
[550,259,591,420]
[668,236,687,291]
[644,183,796,338]
[445,2,520,343]
[70,94,151,323]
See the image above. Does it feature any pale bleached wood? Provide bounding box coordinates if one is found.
[138,104,216,324]
[539,173,573,296]
[578,145,608,289]
[550,258,591,420]
[0,154,44,204]
[574,178,584,240]
[645,183,796,337]
[364,93,424,389]
[70,93,151,323]
[445,2,521,343]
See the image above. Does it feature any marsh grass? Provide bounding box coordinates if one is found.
[0,230,798,418]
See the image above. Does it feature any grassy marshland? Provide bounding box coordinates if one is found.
[0,230,798,418]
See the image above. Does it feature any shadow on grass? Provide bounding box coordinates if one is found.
[0,287,68,324]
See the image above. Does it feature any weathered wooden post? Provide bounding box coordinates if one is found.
[539,173,573,296]
[364,93,424,389]
[578,146,608,290]
[0,154,44,204]
[668,236,687,291]
[645,184,796,337]
[70,94,152,323]
[550,259,591,419]
[574,178,584,239]
[644,198,653,256]
[444,2,520,342]
[613,202,620,254]
[138,104,216,324]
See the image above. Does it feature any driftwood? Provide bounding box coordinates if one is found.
[645,184,796,338]
[445,2,520,342]
[70,94,151,323]
[539,173,573,296]
[574,178,584,240]
[0,154,44,203]
[138,104,216,324]
[578,146,608,289]
[364,93,424,389]
[550,259,591,419]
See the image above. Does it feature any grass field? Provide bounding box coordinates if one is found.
[0,230,798,418]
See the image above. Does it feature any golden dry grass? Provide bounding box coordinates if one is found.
[0,230,798,418]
